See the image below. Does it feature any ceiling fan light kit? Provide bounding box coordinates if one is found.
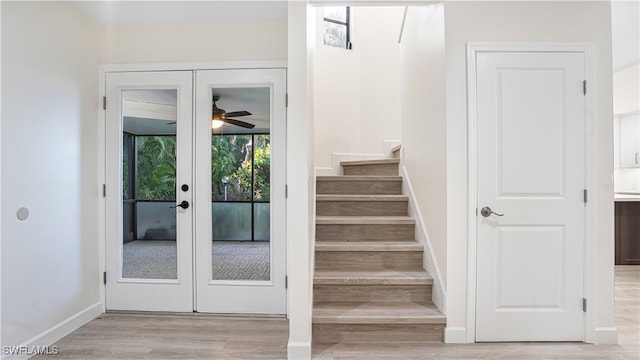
[211,119,224,129]
[211,94,255,129]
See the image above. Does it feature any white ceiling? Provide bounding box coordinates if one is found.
[69,1,637,71]
[67,1,287,27]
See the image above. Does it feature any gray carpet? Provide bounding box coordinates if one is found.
[123,240,270,281]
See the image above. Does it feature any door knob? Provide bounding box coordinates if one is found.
[171,200,189,209]
[480,206,503,217]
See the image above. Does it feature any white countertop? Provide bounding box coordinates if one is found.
[615,193,640,202]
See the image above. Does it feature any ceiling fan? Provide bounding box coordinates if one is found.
[167,95,254,129]
[210,95,254,129]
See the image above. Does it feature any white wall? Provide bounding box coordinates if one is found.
[400,4,447,282]
[314,7,404,169]
[442,1,615,343]
[287,4,314,359]
[101,22,287,64]
[1,1,102,350]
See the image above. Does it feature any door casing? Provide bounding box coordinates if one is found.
[465,43,597,343]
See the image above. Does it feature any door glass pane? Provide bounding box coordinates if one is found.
[211,87,271,281]
[121,89,178,279]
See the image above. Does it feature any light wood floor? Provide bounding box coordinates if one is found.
[36,266,638,359]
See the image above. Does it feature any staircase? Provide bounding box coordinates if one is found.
[313,158,446,346]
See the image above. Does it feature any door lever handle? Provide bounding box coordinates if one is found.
[170,200,189,209]
[480,206,503,217]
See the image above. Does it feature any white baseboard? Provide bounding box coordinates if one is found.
[2,302,103,360]
[401,166,446,313]
[287,341,311,360]
[444,327,469,343]
[593,327,618,344]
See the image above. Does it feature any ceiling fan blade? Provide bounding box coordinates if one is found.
[166,121,176,125]
[223,118,255,129]
[224,111,252,117]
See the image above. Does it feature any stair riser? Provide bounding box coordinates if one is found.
[315,251,423,271]
[316,181,402,195]
[343,164,399,176]
[316,201,408,216]
[314,284,432,303]
[312,324,444,344]
[316,224,415,241]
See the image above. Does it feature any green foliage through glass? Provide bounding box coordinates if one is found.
[136,136,177,201]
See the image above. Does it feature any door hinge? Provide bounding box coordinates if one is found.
[583,189,588,204]
[285,93,288,108]
[285,275,288,289]
[582,298,587,312]
[103,184,106,198]
[103,96,106,110]
[285,185,288,198]
[103,271,107,285]
[583,80,587,96]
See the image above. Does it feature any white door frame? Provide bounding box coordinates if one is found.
[98,61,287,314]
[466,43,596,343]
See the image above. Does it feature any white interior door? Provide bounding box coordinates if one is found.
[475,51,586,341]
[105,71,194,312]
[194,69,287,314]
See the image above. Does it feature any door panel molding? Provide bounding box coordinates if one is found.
[465,43,597,343]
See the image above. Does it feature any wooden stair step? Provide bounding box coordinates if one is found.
[315,241,423,252]
[316,195,408,216]
[317,194,408,201]
[317,175,402,181]
[316,216,416,242]
[315,250,423,271]
[313,302,445,325]
[312,323,444,344]
[316,175,402,194]
[316,216,415,225]
[340,159,400,166]
[314,269,432,285]
[341,159,400,176]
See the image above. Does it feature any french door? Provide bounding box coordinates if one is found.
[105,69,286,314]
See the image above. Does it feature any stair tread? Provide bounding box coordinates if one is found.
[316,194,408,201]
[314,269,432,285]
[341,158,400,166]
[316,241,423,252]
[317,176,402,182]
[313,302,445,324]
[316,216,415,225]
